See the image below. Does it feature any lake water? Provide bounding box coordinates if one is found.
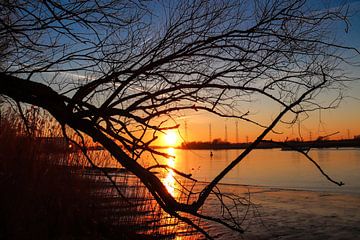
[147,148,360,195]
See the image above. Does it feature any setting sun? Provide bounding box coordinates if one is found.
[164,130,178,146]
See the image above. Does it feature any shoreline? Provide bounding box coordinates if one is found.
[153,139,360,150]
[203,181,360,196]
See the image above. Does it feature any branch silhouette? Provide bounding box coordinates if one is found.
[0,0,357,238]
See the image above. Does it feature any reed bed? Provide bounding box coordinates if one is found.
[0,107,198,239]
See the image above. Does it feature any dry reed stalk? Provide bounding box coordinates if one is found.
[0,107,200,239]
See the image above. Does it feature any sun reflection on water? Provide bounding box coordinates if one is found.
[163,147,177,197]
[158,148,204,239]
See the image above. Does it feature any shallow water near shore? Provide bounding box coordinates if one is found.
[198,184,360,240]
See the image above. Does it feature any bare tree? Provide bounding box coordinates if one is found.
[0,0,358,238]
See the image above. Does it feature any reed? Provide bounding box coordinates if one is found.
[0,108,98,239]
[0,107,195,239]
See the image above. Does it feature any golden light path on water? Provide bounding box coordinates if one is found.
[163,147,177,197]
[161,148,198,240]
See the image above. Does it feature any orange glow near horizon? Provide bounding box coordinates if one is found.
[151,93,360,145]
[161,103,360,144]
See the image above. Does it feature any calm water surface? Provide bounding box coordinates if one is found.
[146,148,360,194]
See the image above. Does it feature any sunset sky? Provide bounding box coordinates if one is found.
[160,75,360,145]
[158,1,360,145]
[5,0,358,147]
